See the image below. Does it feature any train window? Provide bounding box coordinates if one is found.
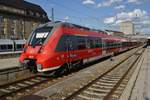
[112,42,115,48]
[8,45,12,49]
[56,35,78,52]
[106,42,110,48]
[16,44,22,50]
[87,38,95,49]
[77,37,86,50]
[119,43,122,47]
[123,42,128,47]
[68,36,78,50]
[1,45,6,50]
[95,38,102,48]
[56,35,68,52]
[101,40,106,48]
[56,35,103,52]
[29,26,53,46]
[0,44,12,51]
[0,45,3,51]
[107,42,114,48]
[115,43,118,47]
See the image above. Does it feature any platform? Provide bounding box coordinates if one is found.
[0,57,19,70]
[120,47,150,100]
[0,51,22,55]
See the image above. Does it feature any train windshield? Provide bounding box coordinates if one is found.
[29,27,53,46]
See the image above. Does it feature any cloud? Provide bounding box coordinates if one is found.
[97,3,102,7]
[63,16,69,22]
[115,20,127,24]
[104,9,148,24]
[128,0,139,3]
[128,0,141,4]
[64,16,69,20]
[114,5,125,9]
[142,20,150,25]
[82,0,95,5]
[104,17,116,24]
[97,0,123,8]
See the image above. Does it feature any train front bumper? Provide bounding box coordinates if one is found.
[37,64,60,72]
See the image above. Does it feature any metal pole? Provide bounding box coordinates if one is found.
[51,8,54,22]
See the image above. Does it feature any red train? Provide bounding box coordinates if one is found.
[19,22,141,74]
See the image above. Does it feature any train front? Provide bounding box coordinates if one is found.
[19,24,55,73]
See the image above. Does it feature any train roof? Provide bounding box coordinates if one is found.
[14,40,26,44]
[38,21,127,41]
[0,39,13,45]
[38,21,104,32]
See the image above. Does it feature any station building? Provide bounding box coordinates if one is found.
[120,21,134,35]
[0,0,49,39]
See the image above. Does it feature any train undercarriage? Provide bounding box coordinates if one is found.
[21,58,83,76]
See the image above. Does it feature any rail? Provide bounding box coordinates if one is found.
[0,66,28,81]
[0,75,50,98]
[64,48,144,100]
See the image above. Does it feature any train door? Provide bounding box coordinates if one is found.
[65,36,75,69]
[102,38,106,56]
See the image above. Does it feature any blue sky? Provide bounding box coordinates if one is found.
[26,0,150,34]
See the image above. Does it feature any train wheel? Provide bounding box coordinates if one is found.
[74,60,83,70]
[54,64,69,77]
[28,66,37,73]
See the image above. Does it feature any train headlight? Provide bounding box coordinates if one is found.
[37,64,43,70]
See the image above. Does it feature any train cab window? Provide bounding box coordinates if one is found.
[29,26,53,46]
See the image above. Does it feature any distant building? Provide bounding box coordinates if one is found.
[105,30,124,37]
[0,0,49,39]
[120,21,134,35]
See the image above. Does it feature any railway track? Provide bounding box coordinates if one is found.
[0,74,50,99]
[64,49,144,100]
[0,47,144,99]
[0,66,26,75]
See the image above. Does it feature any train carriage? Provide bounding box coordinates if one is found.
[0,39,14,52]
[19,22,141,74]
[14,40,26,51]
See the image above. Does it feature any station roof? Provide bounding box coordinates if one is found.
[0,0,46,14]
[0,0,49,22]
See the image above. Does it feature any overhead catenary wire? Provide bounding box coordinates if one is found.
[46,0,110,29]
[47,0,100,20]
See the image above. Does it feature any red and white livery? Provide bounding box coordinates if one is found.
[19,22,141,74]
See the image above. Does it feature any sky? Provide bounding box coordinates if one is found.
[26,0,150,34]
